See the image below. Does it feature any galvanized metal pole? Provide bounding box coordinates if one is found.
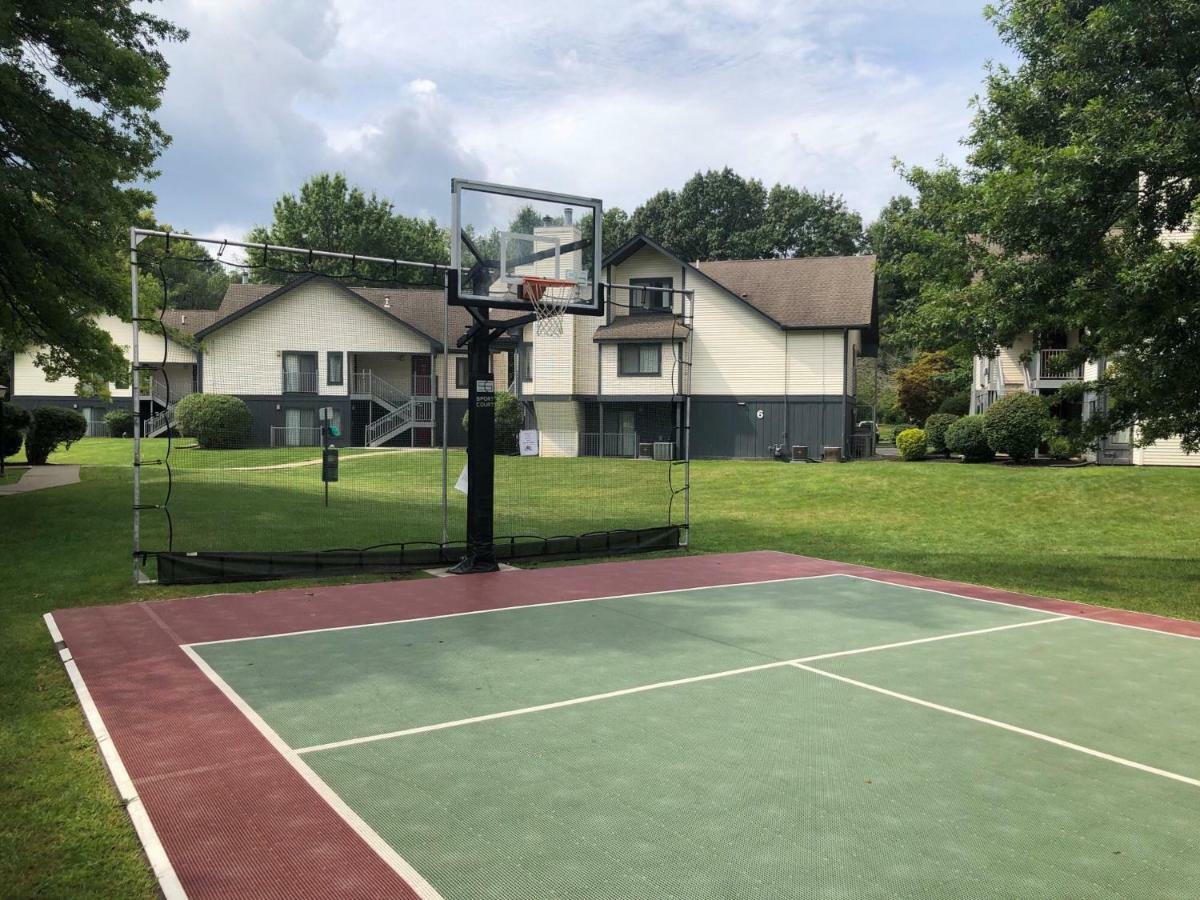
[441,271,450,545]
[130,228,142,583]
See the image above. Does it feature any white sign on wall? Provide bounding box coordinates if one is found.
[518,430,540,457]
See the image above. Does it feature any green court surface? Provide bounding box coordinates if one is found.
[190,575,1200,898]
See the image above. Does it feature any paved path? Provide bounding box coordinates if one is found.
[0,465,81,496]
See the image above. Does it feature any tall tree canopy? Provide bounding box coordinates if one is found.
[605,169,863,263]
[0,0,184,387]
[897,0,1200,450]
[245,173,448,284]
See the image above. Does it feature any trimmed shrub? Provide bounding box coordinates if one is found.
[945,415,994,463]
[2,402,31,459]
[460,390,523,454]
[896,427,928,461]
[937,391,971,416]
[983,393,1050,462]
[104,409,135,438]
[1047,435,1075,461]
[924,413,959,457]
[174,394,251,449]
[24,406,87,464]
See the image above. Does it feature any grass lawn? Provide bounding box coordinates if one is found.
[3,439,1199,895]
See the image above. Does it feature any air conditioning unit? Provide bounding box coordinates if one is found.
[638,442,654,459]
[791,445,808,461]
[652,442,674,461]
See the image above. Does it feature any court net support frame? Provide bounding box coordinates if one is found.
[128,228,694,585]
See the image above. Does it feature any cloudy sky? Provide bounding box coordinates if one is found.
[148,0,1011,242]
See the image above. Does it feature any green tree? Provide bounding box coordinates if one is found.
[764,185,863,259]
[0,0,185,388]
[627,169,864,262]
[245,174,448,283]
[894,351,970,424]
[898,1,1200,451]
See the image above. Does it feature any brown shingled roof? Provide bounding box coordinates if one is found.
[593,314,691,343]
[192,276,516,347]
[694,256,876,328]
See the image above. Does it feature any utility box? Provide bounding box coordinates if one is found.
[322,446,339,482]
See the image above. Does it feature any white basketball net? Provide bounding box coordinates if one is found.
[523,278,577,337]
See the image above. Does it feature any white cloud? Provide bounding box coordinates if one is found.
[146,0,1007,244]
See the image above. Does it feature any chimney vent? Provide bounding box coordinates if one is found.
[564,208,573,225]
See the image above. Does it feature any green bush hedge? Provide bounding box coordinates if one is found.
[2,402,31,459]
[104,409,134,438]
[924,413,959,457]
[460,390,523,454]
[896,427,928,461]
[983,393,1049,462]
[24,406,87,464]
[937,391,971,416]
[1047,435,1075,460]
[945,415,994,462]
[174,394,252,449]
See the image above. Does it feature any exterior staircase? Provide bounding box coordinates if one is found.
[353,372,435,447]
[143,376,176,438]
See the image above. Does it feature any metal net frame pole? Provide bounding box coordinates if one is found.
[681,287,694,546]
[441,273,450,545]
[126,226,448,583]
[131,228,144,583]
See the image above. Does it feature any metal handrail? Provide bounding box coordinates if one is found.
[1038,349,1083,381]
[282,370,319,394]
[270,426,323,448]
[143,404,174,437]
[365,400,414,446]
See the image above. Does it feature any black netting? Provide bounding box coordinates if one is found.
[131,234,691,584]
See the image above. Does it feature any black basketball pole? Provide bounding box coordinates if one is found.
[453,320,499,572]
[447,274,535,574]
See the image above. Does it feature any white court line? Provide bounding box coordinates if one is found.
[44,614,187,900]
[790,662,1200,790]
[180,646,446,900]
[294,616,1069,755]
[835,578,1200,643]
[184,573,846,648]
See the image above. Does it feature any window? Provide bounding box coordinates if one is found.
[629,277,672,315]
[282,352,318,393]
[455,356,468,389]
[326,351,343,386]
[520,343,533,382]
[618,343,661,377]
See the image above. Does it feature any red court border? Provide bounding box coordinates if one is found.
[48,551,1200,899]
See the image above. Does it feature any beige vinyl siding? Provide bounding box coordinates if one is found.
[202,281,431,396]
[573,313,601,395]
[608,247,682,317]
[529,316,577,395]
[1133,433,1200,467]
[997,334,1033,388]
[601,343,677,396]
[690,273,787,396]
[12,314,193,399]
[534,400,582,456]
[783,331,844,396]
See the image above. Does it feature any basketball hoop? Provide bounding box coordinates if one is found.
[521,276,578,336]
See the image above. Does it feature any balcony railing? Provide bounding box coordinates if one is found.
[270,426,323,447]
[1038,349,1082,381]
[581,432,638,458]
[282,370,319,394]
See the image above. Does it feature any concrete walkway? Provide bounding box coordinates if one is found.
[0,465,81,496]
